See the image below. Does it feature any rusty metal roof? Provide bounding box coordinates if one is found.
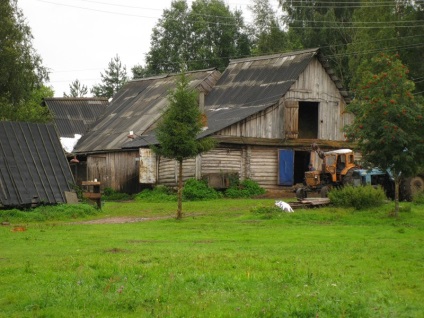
[43,97,109,138]
[75,69,220,153]
[0,122,74,208]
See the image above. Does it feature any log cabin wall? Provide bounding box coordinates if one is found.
[87,150,142,194]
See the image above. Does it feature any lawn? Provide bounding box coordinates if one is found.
[1,199,423,317]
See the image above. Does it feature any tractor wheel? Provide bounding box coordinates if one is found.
[342,168,355,186]
[320,186,329,198]
[296,188,307,200]
[401,176,424,201]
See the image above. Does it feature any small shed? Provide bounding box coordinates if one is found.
[0,121,75,208]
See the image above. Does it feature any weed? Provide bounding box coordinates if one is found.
[182,178,222,201]
[225,179,266,198]
[328,185,387,210]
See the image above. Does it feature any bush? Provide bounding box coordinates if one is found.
[225,179,266,198]
[183,178,222,201]
[328,185,387,210]
[412,191,424,205]
[134,186,177,202]
[102,188,131,201]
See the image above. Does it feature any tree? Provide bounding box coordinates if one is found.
[279,0,358,88]
[131,64,155,79]
[0,0,50,120]
[152,73,215,219]
[64,79,88,97]
[249,0,287,55]
[344,53,424,216]
[348,0,424,94]
[92,55,128,98]
[145,0,251,74]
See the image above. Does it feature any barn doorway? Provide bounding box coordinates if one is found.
[294,151,311,184]
[298,102,319,139]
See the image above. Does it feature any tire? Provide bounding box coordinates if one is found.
[342,168,356,186]
[296,188,307,200]
[402,176,424,201]
[320,186,329,198]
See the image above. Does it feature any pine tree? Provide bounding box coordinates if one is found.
[92,55,128,98]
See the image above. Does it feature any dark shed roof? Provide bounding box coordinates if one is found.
[75,69,220,153]
[43,97,109,138]
[124,48,321,148]
[0,122,74,208]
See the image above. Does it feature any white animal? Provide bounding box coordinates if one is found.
[275,200,294,213]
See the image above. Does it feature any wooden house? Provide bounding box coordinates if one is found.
[0,122,75,208]
[73,69,221,193]
[124,48,354,191]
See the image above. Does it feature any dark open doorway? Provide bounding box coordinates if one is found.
[294,151,311,184]
[298,102,319,139]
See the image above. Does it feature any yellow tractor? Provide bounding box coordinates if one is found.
[296,144,359,199]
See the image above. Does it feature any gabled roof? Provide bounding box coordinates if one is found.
[124,48,323,148]
[75,69,220,153]
[43,97,109,138]
[0,122,74,208]
[198,48,320,137]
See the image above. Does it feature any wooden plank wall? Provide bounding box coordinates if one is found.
[215,104,281,139]
[284,58,353,141]
[87,151,141,193]
[249,146,279,189]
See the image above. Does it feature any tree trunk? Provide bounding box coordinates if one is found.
[393,176,400,217]
[177,159,183,219]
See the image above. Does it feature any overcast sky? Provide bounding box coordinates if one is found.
[18,0,280,97]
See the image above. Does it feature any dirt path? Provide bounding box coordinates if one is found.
[73,215,173,224]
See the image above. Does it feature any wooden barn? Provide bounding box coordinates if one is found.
[124,48,354,191]
[73,69,221,193]
[0,121,75,208]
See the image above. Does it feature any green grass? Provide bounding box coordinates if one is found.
[1,199,423,317]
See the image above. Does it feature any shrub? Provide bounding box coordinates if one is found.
[412,191,424,205]
[134,186,177,202]
[182,178,222,201]
[328,185,387,210]
[102,188,131,201]
[225,179,266,198]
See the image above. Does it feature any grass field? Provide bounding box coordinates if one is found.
[1,199,423,317]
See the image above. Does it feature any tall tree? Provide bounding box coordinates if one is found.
[279,0,359,88]
[348,0,424,94]
[249,0,287,55]
[64,79,88,97]
[0,0,50,121]
[92,55,128,98]
[152,73,215,219]
[145,0,251,74]
[344,53,424,215]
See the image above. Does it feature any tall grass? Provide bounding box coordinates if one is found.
[0,199,423,317]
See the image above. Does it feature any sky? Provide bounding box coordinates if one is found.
[18,0,280,97]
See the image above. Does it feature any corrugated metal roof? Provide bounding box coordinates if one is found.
[124,48,320,148]
[74,69,220,153]
[0,122,74,208]
[43,97,109,138]
[198,48,320,138]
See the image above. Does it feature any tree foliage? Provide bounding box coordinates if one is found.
[91,55,128,98]
[344,53,424,214]
[248,0,287,55]
[145,0,251,74]
[64,79,88,97]
[0,0,51,122]
[152,73,215,218]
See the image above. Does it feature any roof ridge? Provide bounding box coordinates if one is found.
[229,48,320,64]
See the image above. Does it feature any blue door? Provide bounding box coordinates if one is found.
[278,149,294,185]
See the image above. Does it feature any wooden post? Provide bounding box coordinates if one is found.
[82,181,102,208]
